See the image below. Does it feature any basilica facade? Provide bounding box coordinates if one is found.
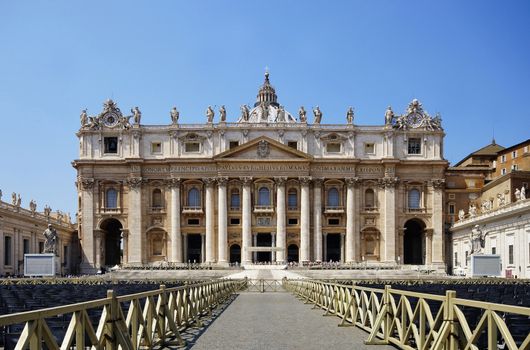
[74,73,447,273]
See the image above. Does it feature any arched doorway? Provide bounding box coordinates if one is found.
[326,234,341,262]
[100,218,123,267]
[287,244,299,263]
[230,244,241,264]
[403,219,425,264]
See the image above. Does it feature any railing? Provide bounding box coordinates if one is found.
[182,206,203,214]
[324,206,344,214]
[246,279,285,293]
[254,205,274,213]
[0,279,246,349]
[100,207,121,214]
[283,279,530,350]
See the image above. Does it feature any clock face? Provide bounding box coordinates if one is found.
[103,113,119,127]
[407,112,423,128]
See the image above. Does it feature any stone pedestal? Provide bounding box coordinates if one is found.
[24,254,60,276]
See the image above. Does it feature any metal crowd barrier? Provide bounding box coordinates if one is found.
[0,279,246,349]
[245,279,285,293]
[283,279,530,350]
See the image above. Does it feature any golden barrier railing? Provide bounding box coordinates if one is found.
[283,279,530,350]
[0,279,246,349]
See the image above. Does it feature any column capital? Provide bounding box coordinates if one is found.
[240,176,253,185]
[345,177,361,188]
[430,179,445,190]
[78,177,95,190]
[274,176,288,185]
[120,228,129,238]
[378,177,399,189]
[312,177,324,187]
[217,176,229,186]
[202,177,216,186]
[166,177,181,188]
[299,176,312,186]
[126,176,144,189]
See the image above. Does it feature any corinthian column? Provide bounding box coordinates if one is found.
[217,177,228,265]
[299,176,311,263]
[313,178,323,262]
[431,179,445,264]
[203,177,216,263]
[169,178,182,263]
[275,177,287,263]
[241,177,253,265]
[345,177,359,263]
[127,176,143,264]
[379,176,398,262]
[78,177,95,273]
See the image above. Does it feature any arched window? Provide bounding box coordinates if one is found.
[188,188,200,207]
[106,188,118,208]
[230,189,240,209]
[258,187,271,206]
[152,189,163,208]
[408,189,421,209]
[288,189,297,209]
[328,187,339,207]
[365,189,375,208]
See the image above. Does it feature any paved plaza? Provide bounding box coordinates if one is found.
[186,292,394,350]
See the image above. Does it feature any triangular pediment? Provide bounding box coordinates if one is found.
[215,136,312,160]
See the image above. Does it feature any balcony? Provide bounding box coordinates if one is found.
[287,206,298,211]
[182,206,203,214]
[101,207,121,214]
[229,206,241,212]
[363,206,379,213]
[254,205,274,213]
[406,207,426,213]
[149,206,166,213]
[324,206,344,214]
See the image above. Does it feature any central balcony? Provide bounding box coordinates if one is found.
[182,206,203,214]
[254,205,274,214]
[324,206,344,214]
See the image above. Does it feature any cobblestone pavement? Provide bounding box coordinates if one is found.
[187,293,395,350]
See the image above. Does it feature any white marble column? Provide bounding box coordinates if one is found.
[431,179,445,264]
[425,229,433,264]
[79,178,96,273]
[381,177,398,262]
[345,178,358,263]
[241,177,253,265]
[120,229,129,264]
[340,233,345,263]
[204,178,215,263]
[275,177,287,263]
[217,177,228,265]
[271,233,276,263]
[127,177,143,264]
[200,233,205,263]
[300,177,311,263]
[169,178,182,263]
[313,179,323,262]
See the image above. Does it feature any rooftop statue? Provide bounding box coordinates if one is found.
[521,186,526,200]
[206,106,215,123]
[346,107,354,124]
[313,106,322,124]
[170,107,179,124]
[80,109,88,127]
[219,105,227,122]
[261,103,269,120]
[277,105,286,122]
[11,192,16,206]
[240,105,250,122]
[298,106,307,123]
[384,106,394,125]
[131,107,142,124]
[42,224,58,255]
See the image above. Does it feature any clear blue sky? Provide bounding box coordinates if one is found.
[1,0,529,217]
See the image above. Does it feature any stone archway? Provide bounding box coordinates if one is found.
[100,218,123,267]
[403,219,425,264]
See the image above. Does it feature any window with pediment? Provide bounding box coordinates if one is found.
[408,189,421,209]
[288,188,298,210]
[187,188,201,207]
[327,187,340,207]
[365,188,375,209]
[152,188,163,208]
[230,188,240,209]
[258,187,271,206]
[106,188,118,208]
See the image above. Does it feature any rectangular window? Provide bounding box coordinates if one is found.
[39,241,44,253]
[501,168,506,175]
[448,193,456,199]
[364,143,375,154]
[408,138,421,154]
[524,146,529,153]
[287,218,298,225]
[508,245,514,265]
[104,137,118,154]
[511,164,519,171]
[63,246,68,264]
[229,217,240,225]
[287,141,298,150]
[328,218,340,226]
[326,142,341,153]
[492,160,497,168]
[492,247,496,255]
[185,142,200,153]
[151,142,162,154]
[454,252,458,266]
[512,150,517,158]
[187,218,200,226]
[23,239,30,254]
[501,155,506,163]
[229,141,239,149]
[465,251,468,266]
[4,236,12,265]
[449,204,455,214]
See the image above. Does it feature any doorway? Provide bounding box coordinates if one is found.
[326,234,341,262]
[256,233,272,262]
[187,234,202,263]
[100,218,122,267]
[230,244,241,264]
[287,244,299,263]
[403,219,425,264]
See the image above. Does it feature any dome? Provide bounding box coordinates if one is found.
[237,72,297,123]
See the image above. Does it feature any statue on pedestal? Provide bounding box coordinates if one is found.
[219,105,226,122]
[43,224,58,255]
[206,106,215,123]
[313,106,322,124]
[80,109,88,127]
[515,188,521,201]
[384,106,394,125]
[131,107,141,124]
[458,209,465,221]
[521,186,526,200]
[170,107,179,124]
[470,225,486,255]
[11,192,17,206]
[346,107,354,124]
[468,203,477,217]
[298,106,307,123]
[240,105,250,122]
